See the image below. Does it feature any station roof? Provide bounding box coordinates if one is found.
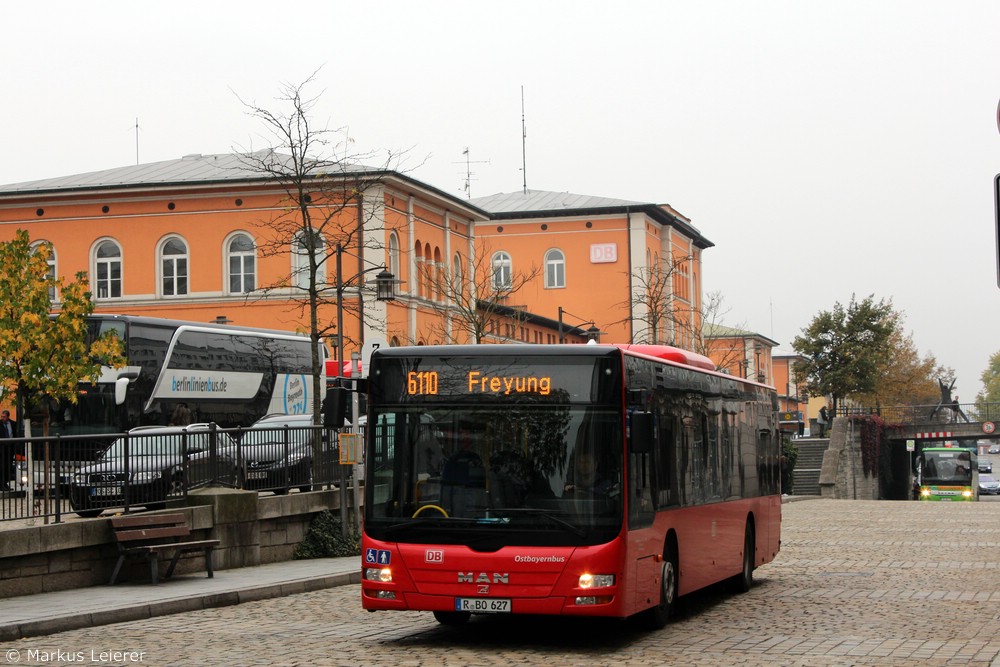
[471,189,713,249]
[0,151,490,218]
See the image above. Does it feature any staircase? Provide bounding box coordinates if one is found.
[790,438,828,495]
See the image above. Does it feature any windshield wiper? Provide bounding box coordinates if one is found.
[382,516,477,537]
[489,507,586,537]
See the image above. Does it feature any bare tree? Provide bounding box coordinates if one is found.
[615,252,693,346]
[616,252,752,372]
[687,291,751,372]
[234,71,403,423]
[418,239,541,345]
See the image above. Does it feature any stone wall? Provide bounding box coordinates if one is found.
[818,416,879,500]
[0,488,356,599]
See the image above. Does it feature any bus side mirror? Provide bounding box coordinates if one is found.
[630,412,653,454]
[114,377,131,406]
[114,371,139,406]
[323,387,350,428]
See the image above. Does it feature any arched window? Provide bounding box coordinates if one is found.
[292,230,325,289]
[226,233,256,294]
[388,232,400,283]
[491,251,512,291]
[423,242,433,298]
[414,240,425,298]
[31,241,57,300]
[94,240,122,299]
[544,248,565,289]
[433,246,443,301]
[452,252,463,301]
[160,236,189,297]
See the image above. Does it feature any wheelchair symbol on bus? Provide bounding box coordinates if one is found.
[366,548,391,565]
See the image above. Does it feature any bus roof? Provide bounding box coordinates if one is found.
[369,343,778,394]
[90,313,315,340]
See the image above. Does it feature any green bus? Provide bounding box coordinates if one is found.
[916,446,979,501]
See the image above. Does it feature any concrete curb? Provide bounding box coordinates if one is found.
[0,568,361,641]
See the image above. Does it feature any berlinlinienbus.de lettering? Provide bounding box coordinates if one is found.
[170,376,228,393]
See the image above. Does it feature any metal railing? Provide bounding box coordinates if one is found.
[835,402,1000,426]
[0,423,361,524]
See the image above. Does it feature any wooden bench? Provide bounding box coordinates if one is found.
[108,513,220,585]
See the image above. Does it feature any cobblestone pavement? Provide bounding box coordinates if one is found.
[4,498,1000,666]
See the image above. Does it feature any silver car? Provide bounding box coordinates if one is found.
[978,475,1000,495]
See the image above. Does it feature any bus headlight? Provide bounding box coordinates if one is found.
[364,567,392,582]
[962,489,973,498]
[578,573,615,589]
[920,488,931,497]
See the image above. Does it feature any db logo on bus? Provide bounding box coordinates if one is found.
[425,549,444,563]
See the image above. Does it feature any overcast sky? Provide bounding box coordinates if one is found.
[3,1,998,398]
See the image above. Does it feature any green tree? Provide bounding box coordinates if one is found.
[0,230,125,434]
[977,350,1000,407]
[853,327,949,408]
[791,294,899,412]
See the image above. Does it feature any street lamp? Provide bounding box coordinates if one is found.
[335,243,396,374]
[557,306,603,344]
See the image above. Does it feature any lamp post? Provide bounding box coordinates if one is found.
[335,243,396,375]
[557,306,603,344]
[332,243,395,536]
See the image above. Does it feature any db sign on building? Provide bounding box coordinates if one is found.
[590,243,617,264]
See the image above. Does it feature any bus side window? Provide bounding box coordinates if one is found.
[654,417,677,509]
[629,448,655,529]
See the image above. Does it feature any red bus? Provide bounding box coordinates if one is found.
[360,343,781,628]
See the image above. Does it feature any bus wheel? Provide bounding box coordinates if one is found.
[643,543,677,630]
[729,522,755,593]
[433,610,471,626]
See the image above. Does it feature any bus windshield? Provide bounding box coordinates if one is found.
[364,352,624,547]
[921,449,974,485]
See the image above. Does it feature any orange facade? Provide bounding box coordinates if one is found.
[0,169,484,364]
[0,157,711,366]
[476,205,706,348]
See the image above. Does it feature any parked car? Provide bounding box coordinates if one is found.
[979,475,1000,495]
[979,459,993,473]
[230,414,326,494]
[69,424,236,517]
[990,445,1000,454]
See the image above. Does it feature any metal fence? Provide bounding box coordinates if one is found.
[836,402,1000,426]
[0,423,359,524]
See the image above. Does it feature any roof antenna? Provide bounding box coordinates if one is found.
[520,86,528,194]
[455,147,490,199]
[135,117,140,165]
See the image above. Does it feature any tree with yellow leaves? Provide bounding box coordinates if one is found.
[0,230,125,435]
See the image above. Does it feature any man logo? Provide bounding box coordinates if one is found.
[457,572,509,584]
